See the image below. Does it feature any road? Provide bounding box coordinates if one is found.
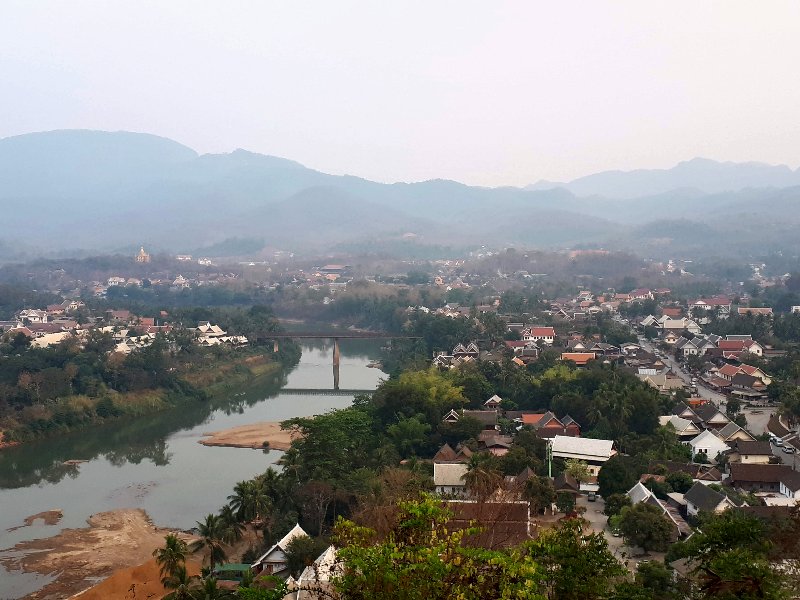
[576,495,662,568]
[635,336,727,406]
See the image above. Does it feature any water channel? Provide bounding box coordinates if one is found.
[0,339,385,599]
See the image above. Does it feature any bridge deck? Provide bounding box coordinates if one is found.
[278,388,376,396]
[260,332,418,339]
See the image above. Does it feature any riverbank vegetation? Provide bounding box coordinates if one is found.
[0,306,300,443]
[177,350,799,598]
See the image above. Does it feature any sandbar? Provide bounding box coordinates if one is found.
[0,508,193,600]
[198,421,303,451]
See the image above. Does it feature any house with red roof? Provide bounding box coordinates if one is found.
[522,327,556,345]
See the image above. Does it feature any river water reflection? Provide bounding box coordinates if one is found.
[0,340,384,599]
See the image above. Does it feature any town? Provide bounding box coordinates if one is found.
[3,243,800,599]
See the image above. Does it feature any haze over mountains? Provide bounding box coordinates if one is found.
[2,129,800,260]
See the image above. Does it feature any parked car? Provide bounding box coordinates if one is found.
[783,446,795,454]
[775,439,785,446]
[588,492,597,502]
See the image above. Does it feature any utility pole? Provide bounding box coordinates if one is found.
[547,439,553,478]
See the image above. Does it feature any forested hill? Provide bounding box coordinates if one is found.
[4,130,800,258]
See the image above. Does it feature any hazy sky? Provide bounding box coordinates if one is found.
[2,1,800,186]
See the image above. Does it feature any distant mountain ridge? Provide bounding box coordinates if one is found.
[2,129,800,259]
[528,157,800,199]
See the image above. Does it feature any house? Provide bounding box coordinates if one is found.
[18,309,48,323]
[197,321,227,338]
[684,482,736,517]
[550,435,615,476]
[728,441,774,464]
[445,500,532,548]
[779,470,800,500]
[519,412,580,438]
[554,472,581,495]
[453,342,479,358]
[638,373,686,393]
[714,421,755,443]
[295,545,339,600]
[728,463,795,493]
[484,394,503,409]
[658,415,703,441]
[434,462,469,496]
[626,482,691,539]
[717,363,772,386]
[522,327,556,345]
[252,523,308,576]
[688,430,729,462]
[629,288,654,301]
[690,297,732,316]
[560,352,596,367]
[737,307,773,317]
[693,404,731,430]
[433,443,473,464]
[650,460,723,484]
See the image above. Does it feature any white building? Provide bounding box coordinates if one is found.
[550,435,615,476]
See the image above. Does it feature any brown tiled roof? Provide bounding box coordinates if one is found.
[729,463,793,484]
[734,441,773,456]
[445,501,531,549]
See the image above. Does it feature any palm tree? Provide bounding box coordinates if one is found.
[190,514,227,570]
[153,534,188,582]
[162,564,199,600]
[190,577,234,600]
[463,464,503,501]
[217,505,245,544]
[228,480,271,524]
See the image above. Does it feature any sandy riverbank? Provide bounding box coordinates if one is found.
[0,509,193,600]
[198,421,303,451]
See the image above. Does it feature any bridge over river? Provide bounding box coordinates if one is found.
[260,331,416,389]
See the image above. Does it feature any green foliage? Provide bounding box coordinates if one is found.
[598,455,645,498]
[153,534,189,583]
[603,493,632,517]
[618,504,673,553]
[284,535,330,579]
[555,491,576,514]
[237,579,290,600]
[332,496,542,599]
[526,518,625,600]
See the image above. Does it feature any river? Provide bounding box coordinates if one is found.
[0,339,385,599]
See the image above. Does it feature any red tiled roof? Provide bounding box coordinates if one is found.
[560,352,596,365]
[530,327,555,337]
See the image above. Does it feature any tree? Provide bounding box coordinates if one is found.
[635,561,677,600]
[665,471,694,494]
[564,459,591,483]
[153,534,189,583]
[284,534,330,578]
[190,576,235,599]
[218,505,245,544]
[523,475,556,514]
[462,463,503,501]
[669,509,789,600]
[618,504,673,554]
[603,493,632,518]
[331,495,542,599]
[387,415,431,457]
[598,455,643,498]
[162,564,200,600]
[556,491,576,514]
[191,514,228,569]
[526,518,625,600]
[228,480,270,524]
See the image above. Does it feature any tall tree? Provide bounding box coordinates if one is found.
[153,534,189,583]
[191,514,228,570]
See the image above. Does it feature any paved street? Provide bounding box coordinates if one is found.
[575,495,661,569]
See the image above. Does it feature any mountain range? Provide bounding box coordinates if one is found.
[2,129,800,259]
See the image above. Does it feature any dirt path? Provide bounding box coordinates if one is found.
[0,509,193,600]
[198,421,303,451]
